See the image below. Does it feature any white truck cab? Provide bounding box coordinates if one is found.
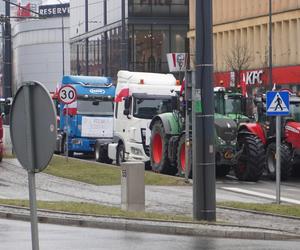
[108,70,180,166]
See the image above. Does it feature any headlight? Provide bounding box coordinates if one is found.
[131,147,143,156]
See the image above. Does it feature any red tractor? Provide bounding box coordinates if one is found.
[237,93,300,180]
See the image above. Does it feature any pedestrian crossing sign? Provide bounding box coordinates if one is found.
[266,91,290,116]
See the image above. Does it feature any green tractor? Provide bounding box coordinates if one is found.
[149,94,238,178]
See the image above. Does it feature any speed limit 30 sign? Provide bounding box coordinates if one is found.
[58,85,77,104]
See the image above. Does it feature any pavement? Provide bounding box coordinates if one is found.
[0,158,300,241]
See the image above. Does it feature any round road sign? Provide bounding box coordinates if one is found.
[10,81,57,173]
[58,85,77,104]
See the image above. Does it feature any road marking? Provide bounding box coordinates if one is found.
[222,187,300,205]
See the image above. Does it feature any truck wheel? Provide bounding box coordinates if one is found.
[95,142,113,164]
[266,142,292,181]
[116,143,125,166]
[216,165,231,177]
[68,151,74,157]
[235,132,265,181]
[150,120,170,173]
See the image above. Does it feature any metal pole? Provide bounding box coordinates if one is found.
[3,1,12,98]
[65,104,69,161]
[193,0,216,221]
[276,116,281,204]
[24,84,39,250]
[269,0,273,89]
[121,0,127,70]
[85,0,89,75]
[61,14,65,75]
[28,171,40,250]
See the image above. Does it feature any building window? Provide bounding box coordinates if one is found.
[129,24,188,73]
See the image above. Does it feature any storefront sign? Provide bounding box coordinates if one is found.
[243,70,263,85]
[39,3,70,17]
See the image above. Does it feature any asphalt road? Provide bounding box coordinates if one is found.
[0,218,299,250]
[1,158,300,235]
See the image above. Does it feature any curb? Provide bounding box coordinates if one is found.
[0,208,299,241]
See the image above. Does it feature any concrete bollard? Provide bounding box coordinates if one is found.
[121,161,145,211]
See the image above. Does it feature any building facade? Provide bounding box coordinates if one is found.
[70,0,189,79]
[12,13,70,92]
[188,0,300,93]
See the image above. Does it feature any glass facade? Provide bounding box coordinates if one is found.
[70,0,188,78]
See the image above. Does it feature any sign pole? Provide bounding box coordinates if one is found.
[65,104,69,161]
[23,84,40,250]
[28,171,39,250]
[276,116,281,204]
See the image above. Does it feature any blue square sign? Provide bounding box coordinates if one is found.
[266,91,290,116]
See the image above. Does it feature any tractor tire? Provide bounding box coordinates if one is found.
[176,134,191,177]
[150,120,171,173]
[95,142,113,164]
[116,143,125,166]
[216,165,231,177]
[235,132,265,181]
[266,142,292,181]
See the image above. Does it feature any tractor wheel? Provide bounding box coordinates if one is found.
[177,135,186,177]
[116,143,125,166]
[266,142,292,181]
[235,132,265,181]
[95,142,113,164]
[176,134,192,177]
[150,120,170,173]
[216,165,231,177]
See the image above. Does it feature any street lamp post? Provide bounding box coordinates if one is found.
[57,0,65,76]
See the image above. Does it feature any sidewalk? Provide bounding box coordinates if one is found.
[0,158,300,240]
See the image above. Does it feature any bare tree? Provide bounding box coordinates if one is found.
[225,44,252,88]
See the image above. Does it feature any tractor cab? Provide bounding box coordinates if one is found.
[214,87,249,123]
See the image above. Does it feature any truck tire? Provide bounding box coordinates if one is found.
[150,120,170,173]
[68,150,74,157]
[235,132,265,181]
[116,143,125,166]
[266,142,292,181]
[216,165,231,177]
[95,142,113,164]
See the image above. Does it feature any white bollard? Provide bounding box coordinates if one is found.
[121,162,145,211]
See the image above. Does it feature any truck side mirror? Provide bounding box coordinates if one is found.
[123,97,131,117]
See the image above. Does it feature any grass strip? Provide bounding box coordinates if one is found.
[0,199,191,222]
[45,155,189,186]
[218,201,300,218]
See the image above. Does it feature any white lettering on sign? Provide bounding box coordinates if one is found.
[39,3,70,17]
[89,89,105,94]
[243,70,263,85]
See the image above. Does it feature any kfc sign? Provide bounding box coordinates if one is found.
[167,53,188,72]
[243,70,263,85]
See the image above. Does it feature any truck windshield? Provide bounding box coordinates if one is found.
[133,98,172,119]
[77,100,114,116]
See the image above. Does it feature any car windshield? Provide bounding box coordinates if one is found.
[133,97,172,119]
[77,100,114,116]
[225,96,242,114]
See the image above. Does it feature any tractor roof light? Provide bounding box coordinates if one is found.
[176,80,181,85]
[140,79,144,84]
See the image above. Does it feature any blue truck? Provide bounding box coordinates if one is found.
[56,75,115,162]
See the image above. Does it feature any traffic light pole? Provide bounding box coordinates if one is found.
[193,0,216,221]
